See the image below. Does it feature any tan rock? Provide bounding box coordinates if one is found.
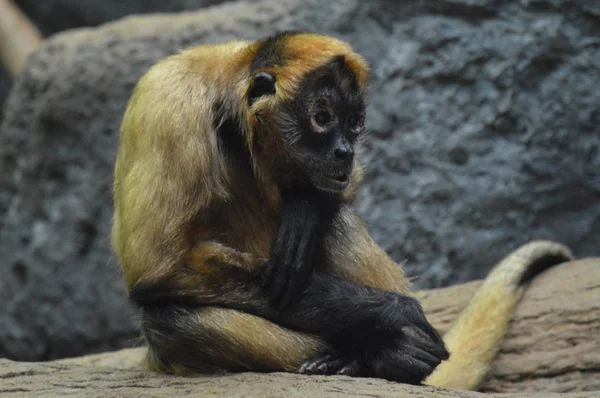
[417,258,600,393]
[2,258,594,397]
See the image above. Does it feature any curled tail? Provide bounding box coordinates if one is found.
[424,240,573,390]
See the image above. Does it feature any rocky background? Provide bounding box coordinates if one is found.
[0,0,231,115]
[1,0,599,364]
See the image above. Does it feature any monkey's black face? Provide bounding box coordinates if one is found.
[287,87,365,193]
[248,56,367,194]
[285,59,366,194]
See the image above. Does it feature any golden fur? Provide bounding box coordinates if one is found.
[112,32,573,390]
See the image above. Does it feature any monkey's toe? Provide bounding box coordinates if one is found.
[300,354,355,376]
[336,359,362,376]
[299,354,332,374]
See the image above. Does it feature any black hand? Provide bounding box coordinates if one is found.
[261,194,321,311]
[314,295,448,384]
[299,304,448,384]
[367,326,449,384]
[363,297,449,384]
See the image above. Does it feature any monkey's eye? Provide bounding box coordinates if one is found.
[348,114,358,127]
[248,72,276,105]
[310,110,332,134]
[314,111,332,126]
[348,112,365,132]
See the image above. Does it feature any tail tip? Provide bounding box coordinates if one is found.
[515,240,574,287]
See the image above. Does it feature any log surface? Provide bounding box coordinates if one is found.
[1,258,598,397]
[415,258,600,393]
[0,357,597,398]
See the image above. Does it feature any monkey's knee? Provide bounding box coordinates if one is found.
[141,305,328,374]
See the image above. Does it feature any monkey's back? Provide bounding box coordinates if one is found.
[112,40,263,289]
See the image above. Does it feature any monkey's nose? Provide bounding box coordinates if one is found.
[334,146,353,160]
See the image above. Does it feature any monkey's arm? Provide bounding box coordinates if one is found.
[323,206,574,390]
[322,204,412,293]
[131,240,448,383]
[132,241,413,345]
[261,190,324,311]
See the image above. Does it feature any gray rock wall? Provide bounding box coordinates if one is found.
[14,0,236,36]
[0,66,11,119]
[1,1,237,139]
[1,0,599,361]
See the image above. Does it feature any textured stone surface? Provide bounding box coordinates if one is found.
[2,1,238,126]
[1,0,599,362]
[3,258,599,396]
[0,65,11,120]
[2,359,598,398]
[13,0,235,36]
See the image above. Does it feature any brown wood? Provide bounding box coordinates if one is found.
[415,258,600,393]
[0,0,42,77]
[2,258,598,396]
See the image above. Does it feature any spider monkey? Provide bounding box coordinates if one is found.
[112,31,572,389]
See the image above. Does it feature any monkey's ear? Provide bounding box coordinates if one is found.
[248,72,276,105]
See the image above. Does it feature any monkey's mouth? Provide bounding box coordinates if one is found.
[326,172,349,183]
[312,171,350,193]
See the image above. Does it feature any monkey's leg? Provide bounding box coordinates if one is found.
[131,241,448,383]
[141,305,328,374]
[143,304,362,376]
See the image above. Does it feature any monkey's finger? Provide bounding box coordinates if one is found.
[297,229,317,291]
[275,259,306,311]
[261,258,277,288]
[276,260,309,311]
[399,356,435,384]
[275,279,293,311]
[270,250,297,311]
[375,354,433,385]
[273,217,314,308]
[269,261,291,310]
[418,320,445,347]
[261,242,285,289]
[281,278,307,312]
[261,237,284,288]
[403,305,445,348]
[261,220,292,289]
[276,279,294,311]
[404,326,449,360]
[299,354,333,374]
[336,360,362,377]
[425,338,449,361]
[301,354,358,376]
[317,357,354,375]
[276,226,316,311]
[407,345,444,368]
[271,237,297,311]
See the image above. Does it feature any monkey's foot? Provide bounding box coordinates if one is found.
[299,354,361,376]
